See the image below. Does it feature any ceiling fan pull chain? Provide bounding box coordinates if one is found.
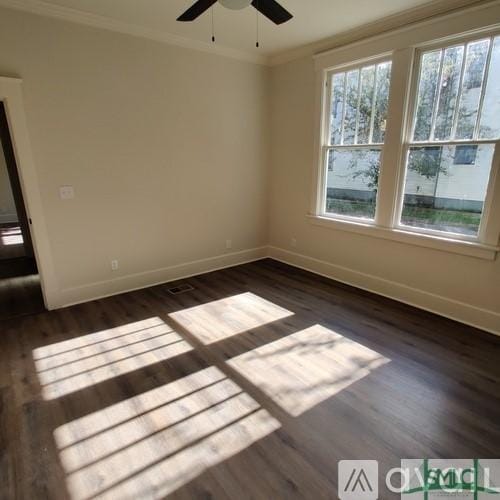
[211,6,215,42]
[255,0,259,48]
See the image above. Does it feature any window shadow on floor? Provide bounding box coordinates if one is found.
[3,258,500,499]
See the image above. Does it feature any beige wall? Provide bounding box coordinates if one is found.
[0,5,498,333]
[0,146,18,223]
[268,54,500,334]
[0,7,269,306]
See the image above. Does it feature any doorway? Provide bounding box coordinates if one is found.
[0,101,44,320]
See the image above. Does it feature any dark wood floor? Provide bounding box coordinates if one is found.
[0,273,45,321]
[1,258,499,499]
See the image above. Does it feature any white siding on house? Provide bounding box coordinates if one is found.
[328,144,494,203]
[327,149,379,193]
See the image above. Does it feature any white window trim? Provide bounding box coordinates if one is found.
[307,215,498,260]
[310,16,500,261]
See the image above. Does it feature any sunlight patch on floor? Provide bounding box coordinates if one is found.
[54,366,280,500]
[227,324,390,417]
[34,317,193,400]
[169,292,293,344]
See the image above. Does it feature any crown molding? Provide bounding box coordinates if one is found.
[1,0,496,68]
[0,0,269,65]
[268,0,496,66]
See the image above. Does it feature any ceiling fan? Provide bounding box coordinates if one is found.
[177,0,293,25]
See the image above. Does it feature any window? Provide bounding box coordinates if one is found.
[453,145,478,165]
[314,29,500,257]
[400,36,500,237]
[323,60,392,220]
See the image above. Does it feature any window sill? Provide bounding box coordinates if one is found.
[307,214,499,260]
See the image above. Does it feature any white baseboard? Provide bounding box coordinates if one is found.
[50,244,499,337]
[268,246,500,337]
[54,246,268,309]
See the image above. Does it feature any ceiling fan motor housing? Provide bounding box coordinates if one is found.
[218,0,253,10]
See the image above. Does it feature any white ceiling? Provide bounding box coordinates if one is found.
[2,0,474,61]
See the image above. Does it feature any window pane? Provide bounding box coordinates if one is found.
[455,39,490,140]
[434,46,464,140]
[357,66,376,144]
[479,36,500,139]
[413,37,499,144]
[329,72,346,145]
[413,50,441,141]
[343,70,360,145]
[323,61,391,220]
[326,148,380,220]
[327,61,392,148]
[372,62,392,143]
[400,144,494,236]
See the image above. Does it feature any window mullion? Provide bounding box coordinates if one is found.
[327,143,383,150]
[450,43,468,140]
[409,139,495,147]
[429,50,445,141]
[354,69,362,145]
[339,73,348,145]
[368,65,379,145]
[324,74,333,145]
[375,48,415,228]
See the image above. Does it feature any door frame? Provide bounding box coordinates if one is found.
[0,77,58,309]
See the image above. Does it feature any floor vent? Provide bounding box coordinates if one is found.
[167,283,194,295]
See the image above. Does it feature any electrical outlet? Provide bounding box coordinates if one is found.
[225,239,232,249]
[290,238,297,248]
[111,259,119,271]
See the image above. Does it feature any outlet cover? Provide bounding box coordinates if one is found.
[59,185,75,200]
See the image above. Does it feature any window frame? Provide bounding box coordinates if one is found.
[318,54,392,225]
[393,33,500,243]
[312,26,500,259]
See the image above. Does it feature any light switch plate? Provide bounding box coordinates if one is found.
[59,185,75,200]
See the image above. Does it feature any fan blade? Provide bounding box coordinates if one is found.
[251,0,292,24]
[177,0,217,21]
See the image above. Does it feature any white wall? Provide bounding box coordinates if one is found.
[0,7,269,306]
[269,53,500,334]
[0,146,18,223]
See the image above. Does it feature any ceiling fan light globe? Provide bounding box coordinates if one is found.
[218,0,252,10]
